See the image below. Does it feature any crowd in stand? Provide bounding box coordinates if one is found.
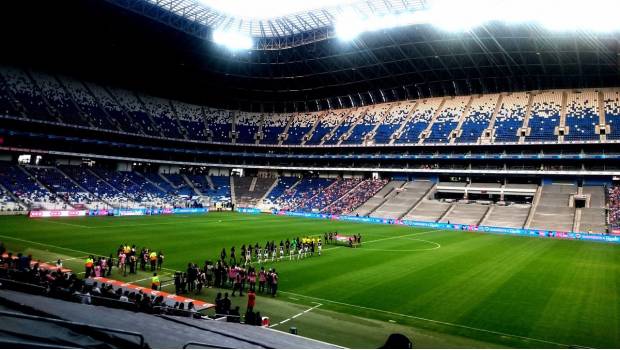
[0,243,196,317]
[325,179,388,214]
[608,186,620,228]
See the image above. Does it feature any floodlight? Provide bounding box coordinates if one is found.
[212,29,253,50]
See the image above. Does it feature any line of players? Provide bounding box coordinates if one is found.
[220,237,323,266]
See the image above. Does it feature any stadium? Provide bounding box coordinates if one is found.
[0,0,619,348]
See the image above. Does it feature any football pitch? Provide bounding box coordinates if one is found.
[0,212,618,348]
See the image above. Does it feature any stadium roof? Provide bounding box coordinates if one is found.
[138,0,424,38]
[2,0,619,111]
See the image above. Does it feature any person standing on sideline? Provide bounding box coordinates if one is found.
[271,269,279,297]
[149,251,157,271]
[258,267,266,293]
[247,288,256,312]
[157,251,164,271]
[151,272,160,291]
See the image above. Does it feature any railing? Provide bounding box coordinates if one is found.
[0,310,145,348]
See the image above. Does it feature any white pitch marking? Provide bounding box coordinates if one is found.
[362,238,441,252]
[280,291,580,348]
[269,303,322,328]
[40,220,92,229]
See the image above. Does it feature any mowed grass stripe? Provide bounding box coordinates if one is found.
[0,213,617,348]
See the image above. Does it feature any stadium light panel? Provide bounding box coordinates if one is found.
[212,29,253,50]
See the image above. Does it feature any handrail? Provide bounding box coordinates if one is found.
[0,310,146,348]
[182,341,234,349]
[157,314,272,349]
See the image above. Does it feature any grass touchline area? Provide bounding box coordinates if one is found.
[0,212,618,349]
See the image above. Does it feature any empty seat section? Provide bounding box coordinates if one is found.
[351,180,405,216]
[266,177,298,202]
[456,94,498,143]
[260,113,289,144]
[0,163,57,209]
[208,176,231,203]
[525,91,562,142]
[564,91,599,141]
[529,184,576,232]
[174,101,208,140]
[161,173,194,196]
[424,96,469,144]
[305,111,344,145]
[440,203,488,225]
[480,205,530,228]
[1,67,55,122]
[396,98,442,144]
[30,71,88,126]
[205,108,232,143]
[60,76,117,130]
[235,112,261,144]
[493,92,528,142]
[141,95,184,139]
[26,166,97,208]
[404,200,452,222]
[85,82,142,134]
[603,90,620,140]
[323,109,364,145]
[372,181,433,219]
[283,112,317,145]
[109,88,160,136]
[343,105,390,145]
[373,102,415,144]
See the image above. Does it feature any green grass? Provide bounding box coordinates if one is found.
[0,212,618,348]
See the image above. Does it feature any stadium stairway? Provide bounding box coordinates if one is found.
[388,101,418,145]
[137,171,169,193]
[300,113,322,145]
[20,165,74,209]
[182,174,202,196]
[437,203,456,222]
[479,94,504,144]
[447,96,474,144]
[205,175,215,190]
[0,182,27,210]
[158,173,178,191]
[259,178,280,203]
[352,180,404,216]
[518,93,536,144]
[416,99,446,144]
[400,183,437,219]
[480,205,530,228]
[56,166,113,208]
[230,177,236,205]
[371,181,434,219]
[527,184,577,232]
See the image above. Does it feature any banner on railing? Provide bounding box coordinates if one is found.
[272,210,620,244]
[30,207,208,218]
[236,207,261,214]
[29,210,87,218]
[172,208,209,214]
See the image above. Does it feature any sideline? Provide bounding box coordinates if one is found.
[279,291,580,348]
[270,302,322,328]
